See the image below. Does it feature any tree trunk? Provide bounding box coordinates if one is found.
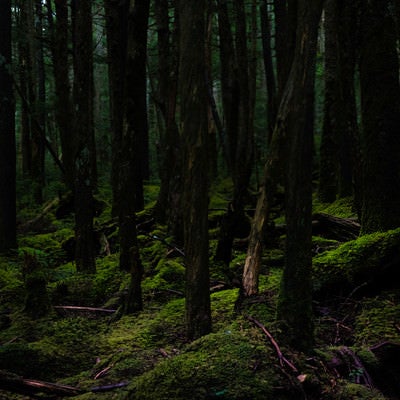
[47,0,74,190]
[0,0,16,253]
[318,0,338,203]
[359,0,400,234]
[179,0,212,340]
[119,0,150,271]
[104,0,128,217]
[72,0,96,273]
[277,0,323,353]
[260,1,277,143]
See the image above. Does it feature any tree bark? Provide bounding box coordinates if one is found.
[0,0,16,253]
[47,0,74,190]
[359,0,400,234]
[72,0,96,273]
[104,0,128,217]
[277,0,323,353]
[179,0,212,340]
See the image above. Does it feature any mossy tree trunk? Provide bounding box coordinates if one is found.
[276,0,323,353]
[179,0,212,340]
[359,0,400,234]
[0,0,16,253]
[72,0,96,273]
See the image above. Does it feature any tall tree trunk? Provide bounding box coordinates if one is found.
[277,0,323,353]
[179,0,212,340]
[104,0,128,217]
[119,0,150,285]
[318,0,338,203]
[72,0,96,273]
[359,0,400,234]
[47,0,74,190]
[260,1,277,143]
[0,0,16,253]
[32,0,46,204]
[336,0,359,201]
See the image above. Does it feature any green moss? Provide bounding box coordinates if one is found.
[129,331,275,400]
[333,382,385,399]
[142,258,185,295]
[313,228,400,292]
[354,298,400,346]
[313,196,356,219]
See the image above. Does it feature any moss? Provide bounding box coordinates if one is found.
[142,258,185,295]
[313,228,400,293]
[333,382,385,399]
[354,298,400,346]
[313,196,356,219]
[129,331,276,400]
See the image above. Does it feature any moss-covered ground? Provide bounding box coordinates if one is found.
[0,187,398,399]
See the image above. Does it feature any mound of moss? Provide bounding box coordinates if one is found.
[313,228,400,296]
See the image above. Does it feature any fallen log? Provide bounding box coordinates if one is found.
[313,227,400,298]
[312,213,360,241]
[0,369,83,397]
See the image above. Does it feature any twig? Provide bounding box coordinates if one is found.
[246,315,298,373]
[91,381,129,392]
[138,231,185,257]
[54,306,116,314]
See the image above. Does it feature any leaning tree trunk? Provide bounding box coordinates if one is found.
[359,0,400,234]
[179,0,212,340]
[0,0,16,253]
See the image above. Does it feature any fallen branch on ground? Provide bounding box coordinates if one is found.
[0,370,83,397]
[246,315,298,373]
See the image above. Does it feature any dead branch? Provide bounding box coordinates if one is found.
[337,346,374,388]
[91,381,129,392]
[18,197,59,232]
[54,306,116,316]
[0,370,82,397]
[246,315,298,373]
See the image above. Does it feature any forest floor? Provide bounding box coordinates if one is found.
[0,181,399,399]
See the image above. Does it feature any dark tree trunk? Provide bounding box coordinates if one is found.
[104,0,128,217]
[47,0,74,190]
[179,0,212,340]
[359,0,400,234]
[72,0,96,273]
[0,0,16,253]
[260,1,277,143]
[153,0,182,232]
[318,0,338,203]
[118,0,149,313]
[277,0,323,353]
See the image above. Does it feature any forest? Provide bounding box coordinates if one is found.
[0,0,400,399]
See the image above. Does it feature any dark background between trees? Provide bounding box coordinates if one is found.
[0,1,400,397]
